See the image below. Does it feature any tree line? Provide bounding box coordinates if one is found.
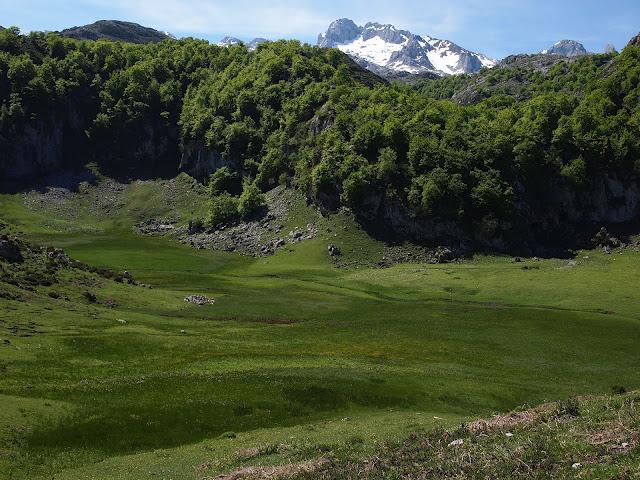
[1,26,639,245]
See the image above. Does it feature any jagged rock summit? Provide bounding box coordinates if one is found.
[541,39,588,57]
[59,20,173,43]
[317,18,496,77]
[629,33,640,47]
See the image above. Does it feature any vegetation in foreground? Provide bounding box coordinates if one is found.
[1,180,639,479]
[297,391,640,479]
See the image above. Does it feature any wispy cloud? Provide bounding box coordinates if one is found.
[87,0,333,39]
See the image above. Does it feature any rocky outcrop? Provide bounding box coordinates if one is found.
[0,104,89,182]
[184,295,215,305]
[317,19,361,48]
[541,40,588,57]
[629,33,640,47]
[0,235,23,263]
[0,122,65,181]
[349,172,640,255]
[59,20,173,43]
[178,148,234,181]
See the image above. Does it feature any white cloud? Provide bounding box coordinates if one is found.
[87,0,332,39]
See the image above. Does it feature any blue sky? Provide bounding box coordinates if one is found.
[1,0,639,58]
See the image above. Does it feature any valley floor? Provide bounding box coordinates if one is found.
[1,177,639,479]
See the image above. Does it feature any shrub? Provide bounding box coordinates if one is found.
[561,157,589,187]
[83,291,97,303]
[237,181,265,219]
[208,193,238,227]
[555,397,580,417]
[208,167,239,196]
[611,385,627,395]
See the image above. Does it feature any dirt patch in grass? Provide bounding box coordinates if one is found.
[207,457,328,480]
[468,402,554,433]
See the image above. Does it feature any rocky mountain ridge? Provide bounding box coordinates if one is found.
[59,20,173,43]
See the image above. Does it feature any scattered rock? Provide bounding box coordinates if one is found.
[184,295,215,306]
[327,244,341,257]
[122,270,137,284]
[592,227,623,250]
[512,257,522,263]
[448,439,464,447]
[188,218,205,234]
[47,248,70,265]
[136,218,178,235]
[116,319,127,325]
[572,462,582,469]
[179,188,319,257]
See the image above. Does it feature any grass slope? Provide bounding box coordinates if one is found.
[1,177,639,479]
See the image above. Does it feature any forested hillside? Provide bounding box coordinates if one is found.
[1,26,639,252]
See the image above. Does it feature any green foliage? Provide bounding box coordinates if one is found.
[561,157,589,187]
[1,29,640,243]
[555,397,581,418]
[208,166,239,196]
[208,192,238,227]
[237,181,265,219]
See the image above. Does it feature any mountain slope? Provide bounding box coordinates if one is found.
[59,20,173,43]
[318,18,496,77]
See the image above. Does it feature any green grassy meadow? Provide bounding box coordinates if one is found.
[1,181,639,479]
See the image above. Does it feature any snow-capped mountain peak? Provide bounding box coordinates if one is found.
[318,19,496,77]
[217,36,242,47]
[216,36,269,51]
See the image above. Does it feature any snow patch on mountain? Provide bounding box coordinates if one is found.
[318,19,496,77]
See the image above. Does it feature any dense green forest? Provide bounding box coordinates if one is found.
[1,26,639,249]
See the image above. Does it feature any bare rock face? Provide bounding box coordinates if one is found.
[317,19,361,48]
[541,40,588,57]
[179,148,234,181]
[0,122,65,181]
[629,33,640,47]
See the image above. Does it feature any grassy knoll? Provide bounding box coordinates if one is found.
[1,182,639,479]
